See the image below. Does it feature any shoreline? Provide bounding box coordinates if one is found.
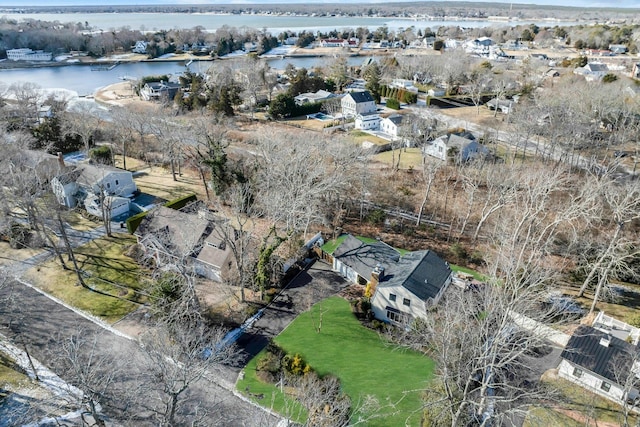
[0,48,402,71]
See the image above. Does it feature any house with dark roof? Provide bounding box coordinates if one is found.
[331,235,452,324]
[341,90,376,118]
[140,81,182,102]
[380,114,404,138]
[574,62,609,82]
[135,204,233,282]
[558,316,640,405]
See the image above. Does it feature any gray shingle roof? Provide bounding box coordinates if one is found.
[561,325,638,383]
[377,250,451,301]
[386,114,404,125]
[333,235,451,302]
[333,235,400,279]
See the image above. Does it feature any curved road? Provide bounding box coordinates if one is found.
[0,277,278,426]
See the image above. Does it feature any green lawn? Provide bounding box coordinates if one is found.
[28,233,147,323]
[238,297,434,426]
[349,130,390,146]
[451,264,486,281]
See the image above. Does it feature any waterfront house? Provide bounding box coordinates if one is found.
[140,81,182,101]
[6,48,52,61]
[132,41,148,54]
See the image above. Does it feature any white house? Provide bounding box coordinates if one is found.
[354,113,381,130]
[558,318,640,406]
[380,114,404,138]
[341,91,376,117]
[52,163,137,209]
[574,62,609,82]
[319,38,358,48]
[6,48,52,61]
[330,234,452,325]
[84,194,131,218]
[390,79,419,93]
[423,132,490,163]
[486,98,515,114]
[132,41,148,54]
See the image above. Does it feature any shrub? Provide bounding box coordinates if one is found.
[386,98,400,110]
[366,208,387,225]
[283,353,311,376]
[450,242,468,261]
[89,145,113,165]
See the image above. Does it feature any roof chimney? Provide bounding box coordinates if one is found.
[371,263,385,284]
[57,152,65,168]
[600,335,612,347]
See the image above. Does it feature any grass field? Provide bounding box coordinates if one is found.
[524,376,636,427]
[238,297,434,426]
[26,233,147,323]
[373,148,424,170]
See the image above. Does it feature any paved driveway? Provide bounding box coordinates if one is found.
[235,260,348,364]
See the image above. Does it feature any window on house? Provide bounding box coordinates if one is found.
[387,310,405,324]
[115,179,119,185]
[403,298,411,307]
[106,182,111,189]
[572,367,583,378]
[601,381,611,392]
[389,293,396,302]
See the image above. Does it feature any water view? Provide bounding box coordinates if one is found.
[1,12,578,34]
[0,56,371,96]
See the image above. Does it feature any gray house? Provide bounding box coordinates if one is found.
[331,235,452,325]
[135,204,233,282]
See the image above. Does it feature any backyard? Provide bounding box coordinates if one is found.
[238,296,434,426]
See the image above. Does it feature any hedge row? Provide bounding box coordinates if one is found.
[380,85,418,104]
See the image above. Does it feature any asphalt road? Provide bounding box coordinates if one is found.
[0,279,277,426]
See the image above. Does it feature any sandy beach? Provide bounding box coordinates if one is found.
[94,81,147,108]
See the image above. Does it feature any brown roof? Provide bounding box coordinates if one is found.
[137,206,209,257]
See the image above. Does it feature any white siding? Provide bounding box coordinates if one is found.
[558,359,626,403]
[96,171,137,197]
[371,284,428,324]
[423,139,448,161]
[333,259,358,284]
[51,178,79,208]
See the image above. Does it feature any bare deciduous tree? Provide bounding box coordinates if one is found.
[139,323,236,426]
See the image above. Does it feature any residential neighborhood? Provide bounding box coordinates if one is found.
[2,2,640,427]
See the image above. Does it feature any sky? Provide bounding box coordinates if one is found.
[0,0,639,8]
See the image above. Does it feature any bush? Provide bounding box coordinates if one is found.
[386,98,400,110]
[450,242,468,261]
[282,353,311,376]
[366,208,387,225]
[89,145,113,165]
